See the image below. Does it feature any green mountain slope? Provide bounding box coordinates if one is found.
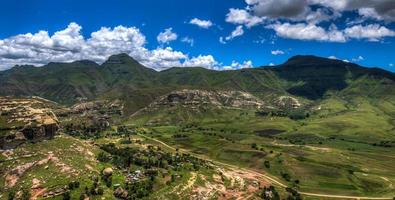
[0,54,394,113]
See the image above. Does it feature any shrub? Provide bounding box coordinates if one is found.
[63,191,71,200]
[264,160,270,168]
[7,190,16,200]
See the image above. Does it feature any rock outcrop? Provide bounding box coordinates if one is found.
[0,97,59,149]
[149,89,265,110]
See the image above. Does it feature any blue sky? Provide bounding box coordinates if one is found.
[0,0,394,71]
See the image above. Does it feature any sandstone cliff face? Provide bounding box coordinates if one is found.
[0,97,59,149]
[148,89,265,110]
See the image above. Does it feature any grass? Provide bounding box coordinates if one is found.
[130,97,395,197]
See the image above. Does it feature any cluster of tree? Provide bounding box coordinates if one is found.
[372,140,394,148]
[97,143,210,199]
[63,123,105,139]
[260,186,280,200]
[172,134,189,139]
[280,172,301,188]
[98,143,207,171]
[285,187,302,200]
[78,176,105,200]
[61,181,81,200]
[256,107,309,120]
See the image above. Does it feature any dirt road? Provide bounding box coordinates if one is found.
[138,133,394,200]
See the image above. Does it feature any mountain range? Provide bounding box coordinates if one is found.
[1,54,394,114]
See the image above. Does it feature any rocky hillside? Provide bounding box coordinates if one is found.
[0,97,60,149]
[148,89,265,110]
[0,54,394,114]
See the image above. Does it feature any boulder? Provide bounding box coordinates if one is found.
[103,168,113,176]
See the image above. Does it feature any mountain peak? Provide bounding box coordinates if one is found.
[282,55,348,67]
[104,53,139,65]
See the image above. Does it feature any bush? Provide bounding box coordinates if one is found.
[68,181,80,190]
[97,152,111,162]
[97,187,104,195]
[264,160,270,168]
[7,190,16,200]
[281,173,291,182]
[63,191,71,200]
[21,189,30,200]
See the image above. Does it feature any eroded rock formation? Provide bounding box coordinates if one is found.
[0,97,59,149]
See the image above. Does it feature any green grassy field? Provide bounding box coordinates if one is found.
[129,95,395,197]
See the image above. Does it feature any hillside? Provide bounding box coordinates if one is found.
[1,55,395,199]
[1,54,394,114]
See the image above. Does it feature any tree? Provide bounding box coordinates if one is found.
[264,160,270,168]
[63,191,71,200]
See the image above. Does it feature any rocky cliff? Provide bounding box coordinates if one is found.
[0,97,60,149]
[148,89,265,110]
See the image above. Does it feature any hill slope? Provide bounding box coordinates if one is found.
[0,54,394,113]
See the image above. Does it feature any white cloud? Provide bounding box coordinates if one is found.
[222,60,253,70]
[225,8,264,27]
[268,62,275,66]
[0,22,255,71]
[181,37,194,47]
[352,55,364,62]
[219,37,226,44]
[328,55,337,60]
[224,0,395,43]
[389,63,394,67]
[157,28,178,44]
[141,47,187,71]
[268,23,346,42]
[344,24,395,41]
[183,55,219,69]
[225,26,244,41]
[189,18,213,29]
[271,50,285,55]
[0,23,220,71]
[267,22,395,42]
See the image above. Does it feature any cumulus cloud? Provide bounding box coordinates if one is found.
[267,22,395,42]
[0,22,250,71]
[189,18,213,29]
[157,28,178,44]
[310,0,395,21]
[268,23,346,42]
[224,0,395,42]
[222,60,253,70]
[183,55,219,68]
[226,8,264,27]
[225,26,244,41]
[241,0,395,23]
[344,24,395,41]
[271,50,285,55]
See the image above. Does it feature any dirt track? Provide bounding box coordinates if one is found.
[138,133,394,200]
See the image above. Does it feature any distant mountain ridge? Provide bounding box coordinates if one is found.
[0,54,394,114]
